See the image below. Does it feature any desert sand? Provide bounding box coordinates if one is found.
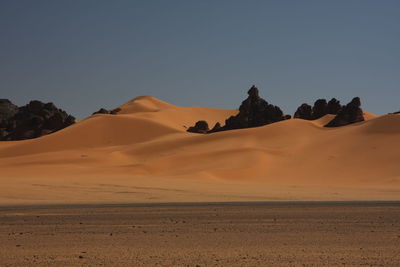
[0,202,399,266]
[0,96,400,204]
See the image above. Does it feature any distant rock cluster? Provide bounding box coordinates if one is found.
[294,98,342,120]
[92,107,121,115]
[294,97,364,127]
[187,85,366,134]
[0,99,75,141]
[187,85,291,134]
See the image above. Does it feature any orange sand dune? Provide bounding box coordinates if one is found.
[0,96,399,205]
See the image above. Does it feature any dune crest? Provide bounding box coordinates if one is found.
[118,96,177,114]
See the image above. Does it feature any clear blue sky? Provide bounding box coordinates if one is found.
[1,0,399,118]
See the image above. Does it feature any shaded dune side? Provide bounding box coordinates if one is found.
[112,114,400,186]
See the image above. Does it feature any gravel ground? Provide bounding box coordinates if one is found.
[0,202,399,266]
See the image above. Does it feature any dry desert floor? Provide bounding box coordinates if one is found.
[1,202,400,266]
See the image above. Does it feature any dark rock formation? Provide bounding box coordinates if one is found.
[325,97,364,127]
[327,98,342,114]
[294,98,343,120]
[219,85,290,131]
[110,108,121,115]
[92,107,121,115]
[0,99,18,123]
[312,99,328,119]
[0,100,76,141]
[93,108,110,115]
[294,103,313,120]
[187,120,209,134]
[187,85,290,134]
[209,122,221,132]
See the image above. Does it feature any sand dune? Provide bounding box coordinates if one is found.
[0,96,399,205]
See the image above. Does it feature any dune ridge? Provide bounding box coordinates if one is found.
[0,96,399,205]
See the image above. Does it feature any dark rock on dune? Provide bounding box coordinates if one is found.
[312,99,328,120]
[187,120,209,134]
[283,114,292,120]
[327,98,342,114]
[110,108,121,115]
[93,108,110,115]
[209,122,221,133]
[187,85,290,134]
[0,100,76,141]
[325,97,364,127]
[219,85,290,131]
[294,104,313,120]
[294,98,343,120]
[92,107,121,115]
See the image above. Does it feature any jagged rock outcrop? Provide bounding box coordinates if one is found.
[294,98,343,120]
[92,107,121,115]
[187,85,290,134]
[187,120,209,134]
[219,85,290,131]
[0,99,18,123]
[0,100,75,141]
[325,97,364,127]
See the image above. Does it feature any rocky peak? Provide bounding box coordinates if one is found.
[187,85,290,133]
[294,98,343,120]
[325,97,364,127]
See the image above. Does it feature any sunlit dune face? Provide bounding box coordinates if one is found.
[0,96,399,205]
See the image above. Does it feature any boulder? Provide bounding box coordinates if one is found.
[187,120,209,134]
[325,97,364,127]
[92,107,121,115]
[284,114,292,120]
[93,108,110,115]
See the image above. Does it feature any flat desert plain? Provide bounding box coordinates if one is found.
[1,202,400,266]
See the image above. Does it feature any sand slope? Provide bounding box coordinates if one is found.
[0,96,399,204]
